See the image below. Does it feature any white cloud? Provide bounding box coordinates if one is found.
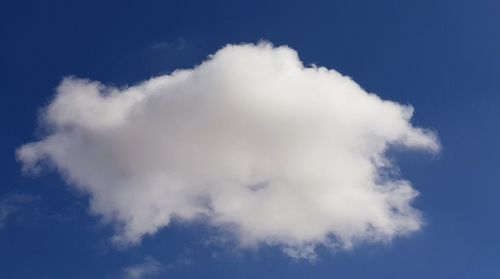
[17,42,439,258]
[122,257,163,279]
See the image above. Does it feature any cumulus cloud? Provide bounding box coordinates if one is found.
[122,257,164,279]
[17,42,439,258]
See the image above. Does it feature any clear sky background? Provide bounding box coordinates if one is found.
[1,0,499,278]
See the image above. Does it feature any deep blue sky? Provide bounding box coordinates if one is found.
[1,0,499,278]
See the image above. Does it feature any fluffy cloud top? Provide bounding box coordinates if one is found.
[17,42,439,258]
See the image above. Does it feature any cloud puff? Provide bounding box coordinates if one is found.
[17,42,439,258]
[122,257,164,279]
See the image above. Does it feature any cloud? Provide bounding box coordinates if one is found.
[122,255,190,279]
[0,193,37,228]
[149,38,189,52]
[122,257,164,279]
[17,42,439,258]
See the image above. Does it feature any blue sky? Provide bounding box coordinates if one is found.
[1,0,499,278]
